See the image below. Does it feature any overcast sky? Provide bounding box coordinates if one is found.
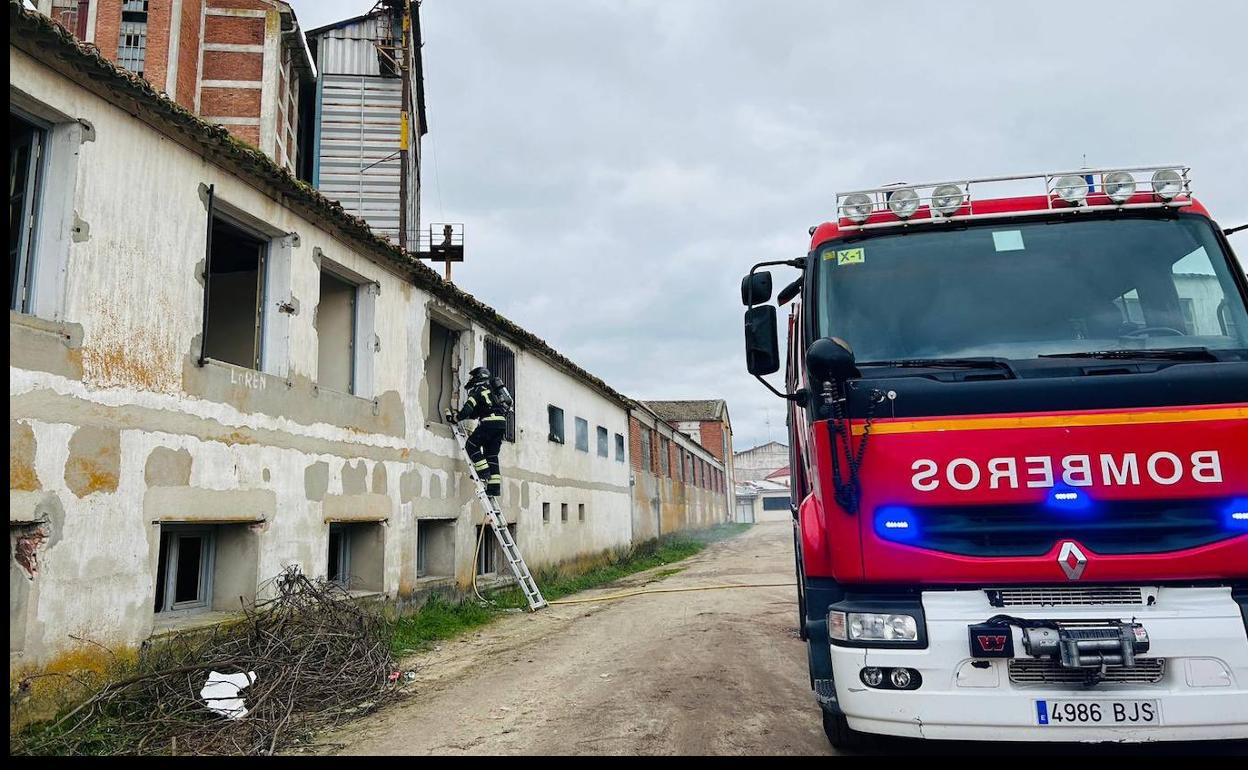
[296,1,1248,451]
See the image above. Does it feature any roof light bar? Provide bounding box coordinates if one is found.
[833,165,1191,231]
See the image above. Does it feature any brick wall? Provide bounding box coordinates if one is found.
[142,0,172,92]
[93,0,121,60]
[202,48,262,80]
[203,13,264,45]
[628,416,644,473]
[176,0,203,106]
[699,420,726,461]
[199,86,260,116]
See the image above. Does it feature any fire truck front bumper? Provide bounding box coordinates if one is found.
[825,587,1248,742]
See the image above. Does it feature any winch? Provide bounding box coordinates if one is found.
[1022,622,1150,669]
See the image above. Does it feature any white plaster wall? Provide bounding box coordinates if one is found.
[8,48,635,665]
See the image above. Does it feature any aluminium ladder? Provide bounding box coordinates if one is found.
[451,423,547,611]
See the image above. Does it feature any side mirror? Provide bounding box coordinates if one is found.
[744,305,781,375]
[777,276,803,306]
[807,336,858,383]
[741,271,773,306]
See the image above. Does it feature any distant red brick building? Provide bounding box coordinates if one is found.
[34,0,315,173]
[640,399,736,510]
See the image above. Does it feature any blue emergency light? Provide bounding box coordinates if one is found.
[874,506,920,543]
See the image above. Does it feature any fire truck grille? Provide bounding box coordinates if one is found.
[903,497,1233,557]
[989,587,1146,607]
[1008,658,1166,686]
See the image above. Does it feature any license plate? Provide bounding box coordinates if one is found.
[1035,699,1160,726]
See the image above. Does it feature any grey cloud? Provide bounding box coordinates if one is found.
[295,0,1248,449]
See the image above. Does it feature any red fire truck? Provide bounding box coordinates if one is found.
[740,166,1248,747]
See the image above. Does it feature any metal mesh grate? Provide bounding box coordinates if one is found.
[990,587,1146,607]
[1008,658,1165,685]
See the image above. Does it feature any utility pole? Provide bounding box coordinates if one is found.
[397,0,412,253]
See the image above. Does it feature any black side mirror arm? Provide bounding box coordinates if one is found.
[754,375,807,404]
[745,256,806,308]
[1224,224,1247,237]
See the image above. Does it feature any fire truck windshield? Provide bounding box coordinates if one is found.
[815,215,1248,363]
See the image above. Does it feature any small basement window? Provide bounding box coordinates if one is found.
[476,522,516,575]
[153,522,258,617]
[542,502,551,523]
[596,426,609,458]
[425,319,458,423]
[203,215,267,369]
[316,270,357,394]
[575,417,589,452]
[327,522,384,592]
[578,503,586,522]
[561,503,569,523]
[154,525,215,614]
[548,405,565,444]
[416,519,455,579]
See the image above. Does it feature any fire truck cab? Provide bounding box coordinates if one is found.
[741,166,1248,747]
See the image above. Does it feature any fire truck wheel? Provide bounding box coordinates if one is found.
[822,710,874,751]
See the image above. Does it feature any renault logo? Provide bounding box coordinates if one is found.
[1057,541,1087,581]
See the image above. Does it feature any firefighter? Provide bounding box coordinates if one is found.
[447,366,509,497]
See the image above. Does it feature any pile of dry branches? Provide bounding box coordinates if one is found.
[15,568,397,756]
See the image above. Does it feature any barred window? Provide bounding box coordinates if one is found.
[117,2,150,77]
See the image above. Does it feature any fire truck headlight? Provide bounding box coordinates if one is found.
[930,184,965,216]
[1102,170,1136,203]
[1151,168,1184,200]
[847,612,920,642]
[1053,174,1089,205]
[886,187,920,218]
[840,193,873,223]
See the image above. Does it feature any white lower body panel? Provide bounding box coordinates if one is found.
[829,586,1248,742]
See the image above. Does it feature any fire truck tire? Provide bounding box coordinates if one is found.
[821,710,874,751]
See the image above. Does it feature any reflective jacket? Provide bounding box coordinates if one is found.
[457,381,508,422]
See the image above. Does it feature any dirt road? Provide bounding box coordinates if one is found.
[319,522,824,755]
[318,524,1244,756]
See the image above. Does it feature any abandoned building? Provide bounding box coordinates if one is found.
[628,404,734,542]
[28,0,318,175]
[9,4,729,669]
[639,399,736,514]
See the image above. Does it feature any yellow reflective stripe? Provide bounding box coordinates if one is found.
[853,405,1248,436]
[482,415,506,422]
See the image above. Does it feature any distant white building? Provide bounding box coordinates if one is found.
[733,440,788,483]
[735,475,791,524]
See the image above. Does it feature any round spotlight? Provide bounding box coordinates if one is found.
[840,193,873,224]
[1053,175,1089,205]
[930,184,965,216]
[1102,171,1136,203]
[1151,169,1184,200]
[861,667,884,687]
[887,187,920,218]
[890,668,913,689]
